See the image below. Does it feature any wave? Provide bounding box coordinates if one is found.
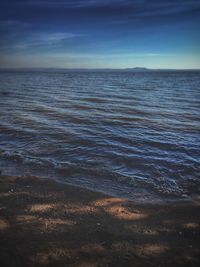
[0,70,200,202]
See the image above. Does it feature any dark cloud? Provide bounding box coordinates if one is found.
[1,0,200,17]
[0,0,199,34]
[1,1,199,32]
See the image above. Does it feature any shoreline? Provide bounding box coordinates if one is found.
[0,168,195,204]
[0,174,200,266]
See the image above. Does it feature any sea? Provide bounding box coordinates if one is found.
[0,70,200,202]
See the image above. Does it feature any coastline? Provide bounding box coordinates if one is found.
[0,174,200,267]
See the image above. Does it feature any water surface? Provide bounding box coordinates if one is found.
[0,70,200,202]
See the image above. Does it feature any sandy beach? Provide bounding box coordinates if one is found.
[0,174,199,267]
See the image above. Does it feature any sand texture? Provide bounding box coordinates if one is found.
[0,174,200,267]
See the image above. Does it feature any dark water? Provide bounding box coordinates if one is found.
[0,70,200,202]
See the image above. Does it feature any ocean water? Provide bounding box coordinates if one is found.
[0,70,200,202]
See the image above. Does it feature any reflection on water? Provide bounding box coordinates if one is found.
[0,70,200,202]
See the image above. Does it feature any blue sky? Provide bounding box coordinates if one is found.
[0,0,200,69]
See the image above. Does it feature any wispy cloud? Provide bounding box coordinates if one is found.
[48,52,165,58]
[0,26,86,51]
[27,32,85,46]
[6,0,200,13]
[0,20,31,28]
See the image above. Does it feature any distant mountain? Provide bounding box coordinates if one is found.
[125,67,149,72]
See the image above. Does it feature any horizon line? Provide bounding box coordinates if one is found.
[0,67,200,71]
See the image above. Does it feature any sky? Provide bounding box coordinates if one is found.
[0,0,200,69]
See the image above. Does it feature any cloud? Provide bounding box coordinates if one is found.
[2,0,200,13]
[30,32,85,44]
[4,0,200,10]
[0,20,30,28]
[1,0,134,8]
[0,29,86,51]
[1,0,199,28]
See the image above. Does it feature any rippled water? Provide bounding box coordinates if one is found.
[0,70,200,202]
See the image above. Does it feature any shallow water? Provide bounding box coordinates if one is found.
[0,70,200,202]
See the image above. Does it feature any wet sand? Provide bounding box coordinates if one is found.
[0,174,200,267]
